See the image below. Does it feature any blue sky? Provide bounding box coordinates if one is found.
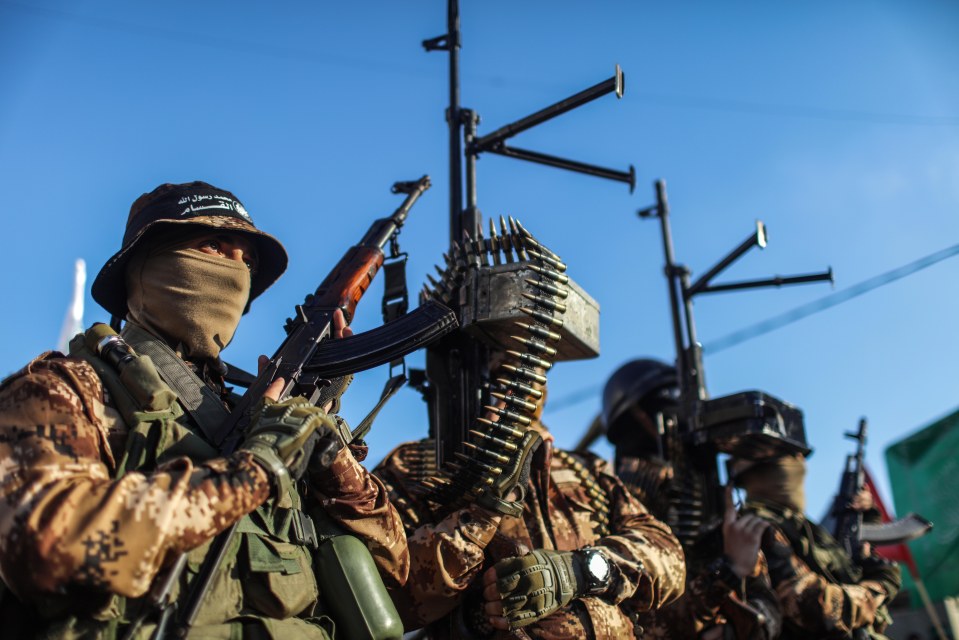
[1,0,957,519]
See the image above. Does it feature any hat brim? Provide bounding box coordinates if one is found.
[91,215,288,319]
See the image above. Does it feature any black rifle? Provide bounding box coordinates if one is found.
[830,418,868,559]
[824,418,932,558]
[133,176,458,639]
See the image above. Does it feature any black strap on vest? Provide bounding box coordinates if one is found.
[120,323,230,446]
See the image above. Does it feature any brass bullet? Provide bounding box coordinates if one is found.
[524,278,569,300]
[528,264,569,284]
[515,321,562,342]
[500,364,548,385]
[477,417,524,439]
[484,404,532,426]
[469,429,519,452]
[520,292,567,314]
[526,248,567,273]
[506,350,553,371]
[520,306,565,329]
[495,377,544,400]
[490,391,538,413]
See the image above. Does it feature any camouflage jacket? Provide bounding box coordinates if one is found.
[0,347,408,638]
[374,437,686,640]
[745,499,902,640]
[617,457,781,640]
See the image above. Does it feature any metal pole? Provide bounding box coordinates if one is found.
[462,109,481,238]
[447,0,463,243]
[652,180,689,391]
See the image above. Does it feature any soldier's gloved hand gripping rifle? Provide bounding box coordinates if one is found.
[138,176,458,640]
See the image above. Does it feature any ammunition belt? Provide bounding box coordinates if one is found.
[552,450,611,536]
[421,216,570,511]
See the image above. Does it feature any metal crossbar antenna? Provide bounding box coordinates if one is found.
[423,0,634,240]
[471,66,623,151]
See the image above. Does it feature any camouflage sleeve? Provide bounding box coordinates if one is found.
[688,553,782,640]
[373,445,503,628]
[306,445,410,588]
[763,525,889,636]
[0,357,270,601]
[589,457,686,612]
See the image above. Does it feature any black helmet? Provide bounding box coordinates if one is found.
[602,358,679,451]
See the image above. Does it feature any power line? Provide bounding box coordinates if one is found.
[546,243,959,412]
[705,242,959,353]
[3,1,959,128]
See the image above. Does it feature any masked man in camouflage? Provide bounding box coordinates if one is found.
[374,383,686,639]
[732,453,901,639]
[601,359,782,640]
[0,182,408,638]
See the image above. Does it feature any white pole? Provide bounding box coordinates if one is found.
[57,259,86,352]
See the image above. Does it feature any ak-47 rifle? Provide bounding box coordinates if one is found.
[131,176,458,640]
[826,417,932,561]
[831,418,869,559]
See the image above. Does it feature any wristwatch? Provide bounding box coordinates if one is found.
[578,548,612,595]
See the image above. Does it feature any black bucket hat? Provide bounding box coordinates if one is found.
[92,181,288,318]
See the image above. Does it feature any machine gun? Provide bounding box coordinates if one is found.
[637,179,831,545]
[132,176,459,640]
[408,0,626,512]
[824,417,932,560]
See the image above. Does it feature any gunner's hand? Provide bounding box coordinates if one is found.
[849,488,874,512]
[722,486,769,578]
[240,395,336,493]
[481,549,585,630]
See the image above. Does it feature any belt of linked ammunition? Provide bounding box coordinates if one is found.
[419,216,571,512]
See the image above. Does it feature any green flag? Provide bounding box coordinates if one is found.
[886,409,959,603]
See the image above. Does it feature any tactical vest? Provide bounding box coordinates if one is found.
[59,323,335,640]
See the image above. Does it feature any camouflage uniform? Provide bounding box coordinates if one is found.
[374,434,686,640]
[745,498,901,640]
[617,456,782,640]
[0,179,408,638]
[0,341,408,638]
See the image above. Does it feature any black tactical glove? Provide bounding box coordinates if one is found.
[491,549,586,628]
[242,396,336,492]
[476,430,542,517]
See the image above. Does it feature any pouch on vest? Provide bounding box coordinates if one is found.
[238,504,320,620]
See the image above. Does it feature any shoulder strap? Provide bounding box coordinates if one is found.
[120,323,230,446]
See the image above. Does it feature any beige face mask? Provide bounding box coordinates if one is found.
[740,453,807,513]
[126,246,251,360]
